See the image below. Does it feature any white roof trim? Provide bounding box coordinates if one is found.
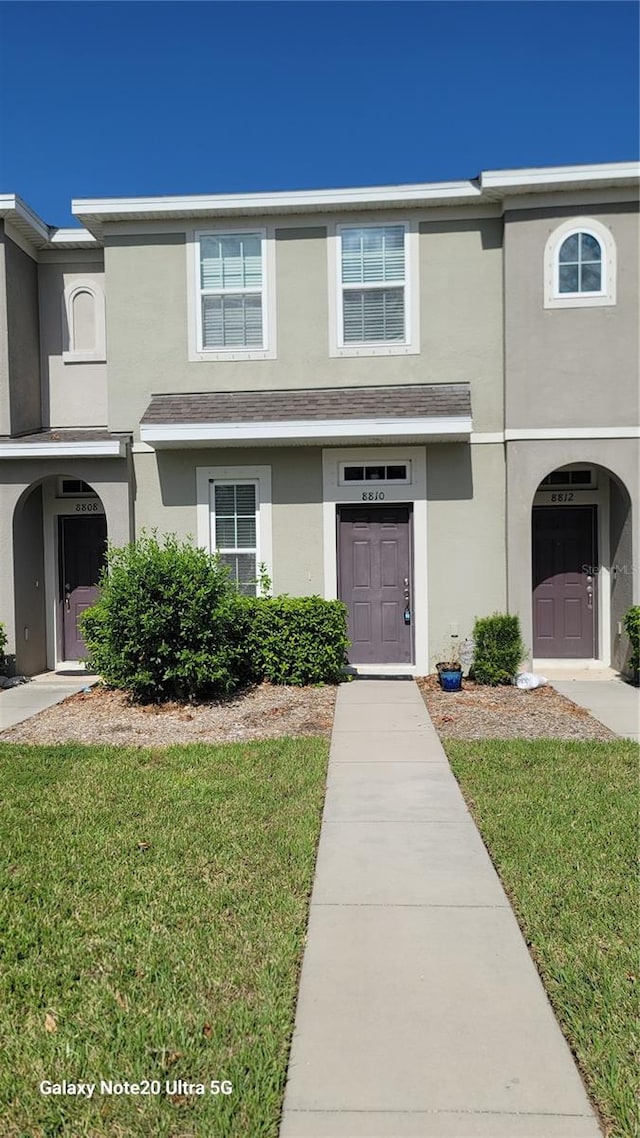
[140,416,473,447]
[0,194,98,250]
[0,439,126,458]
[481,162,640,195]
[74,181,479,214]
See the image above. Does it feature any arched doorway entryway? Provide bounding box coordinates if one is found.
[13,475,107,672]
[531,462,633,669]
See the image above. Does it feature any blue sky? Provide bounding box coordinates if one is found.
[0,1,637,227]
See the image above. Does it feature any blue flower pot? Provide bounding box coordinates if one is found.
[439,668,462,692]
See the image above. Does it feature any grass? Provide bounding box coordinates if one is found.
[445,738,638,1138]
[0,737,329,1138]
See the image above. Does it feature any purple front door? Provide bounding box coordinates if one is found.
[532,506,597,658]
[59,515,107,661]
[338,505,413,665]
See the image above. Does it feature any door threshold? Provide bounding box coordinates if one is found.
[345,664,418,678]
[534,658,606,669]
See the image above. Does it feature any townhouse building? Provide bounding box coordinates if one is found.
[0,162,638,677]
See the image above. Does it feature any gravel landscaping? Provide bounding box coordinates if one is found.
[0,682,336,746]
[417,674,616,740]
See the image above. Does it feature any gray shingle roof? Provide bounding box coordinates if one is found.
[0,429,122,443]
[141,384,471,425]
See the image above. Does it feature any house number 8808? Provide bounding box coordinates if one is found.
[75,502,99,512]
[362,491,385,501]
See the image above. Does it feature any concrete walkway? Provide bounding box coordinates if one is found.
[550,675,639,742]
[0,671,96,732]
[280,679,601,1138]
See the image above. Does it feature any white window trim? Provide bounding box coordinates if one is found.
[196,464,272,584]
[327,219,420,357]
[188,227,277,361]
[544,217,616,309]
[62,279,106,362]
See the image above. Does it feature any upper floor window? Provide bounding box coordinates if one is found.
[328,221,419,357]
[341,226,405,344]
[192,229,277,360]
[558,232,602,294]
[544,217,616,309]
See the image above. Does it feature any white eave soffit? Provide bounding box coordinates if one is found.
[139,416,473,448]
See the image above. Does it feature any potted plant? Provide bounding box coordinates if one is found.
[436,639,463,692]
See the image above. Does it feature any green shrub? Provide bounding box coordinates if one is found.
[472,613,526,686]
[623,605,640,681]
[246,596,349,686]
[0,622,7,672]
[81,533,251,702]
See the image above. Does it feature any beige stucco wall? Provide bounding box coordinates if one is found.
[2,232,41,435]
[0,224,9,436]
[105,210,504,435]
[37,257,108,428]
[506,439,638,665]
[427,442,507,666]
[610,477,634,672]
[134,440,507,671]
[12,484,47,674]
[504,202,640,430]
[132,445,325,597]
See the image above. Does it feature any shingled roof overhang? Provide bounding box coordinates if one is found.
[139,385,472,448]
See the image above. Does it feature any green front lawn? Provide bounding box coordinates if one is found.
[0,738,329,1137]
[446,738,638,1138]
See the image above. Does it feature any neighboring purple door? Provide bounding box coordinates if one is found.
[338,505,413,665]
[532,506,597,658]
[59,515,107,661]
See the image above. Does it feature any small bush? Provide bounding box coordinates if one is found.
[472,613,526,686]
[623,605,640,681]
[0,622,7,672]
[81,533,250,702]
[246,596,349,686]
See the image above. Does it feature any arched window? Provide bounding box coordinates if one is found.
[62,279,106,362]
[557,231,602,294]
[544,218,616,309]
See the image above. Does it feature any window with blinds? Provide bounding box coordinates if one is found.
[212,482,258,595]
[340,226,406,344]
[199,233,264,349]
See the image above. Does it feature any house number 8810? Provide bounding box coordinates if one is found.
[362,491,385,501]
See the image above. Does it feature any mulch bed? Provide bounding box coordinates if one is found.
[0,683,336,747]
[0,675,615,747]
[416,675,615,741]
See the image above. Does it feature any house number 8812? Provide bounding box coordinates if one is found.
[362,491,385,501]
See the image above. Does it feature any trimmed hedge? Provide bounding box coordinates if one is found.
[247,596,349,686]
[81,533,349,701]
[472,613,526,686]
[623,605,640,682]
[81,534,252,702]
